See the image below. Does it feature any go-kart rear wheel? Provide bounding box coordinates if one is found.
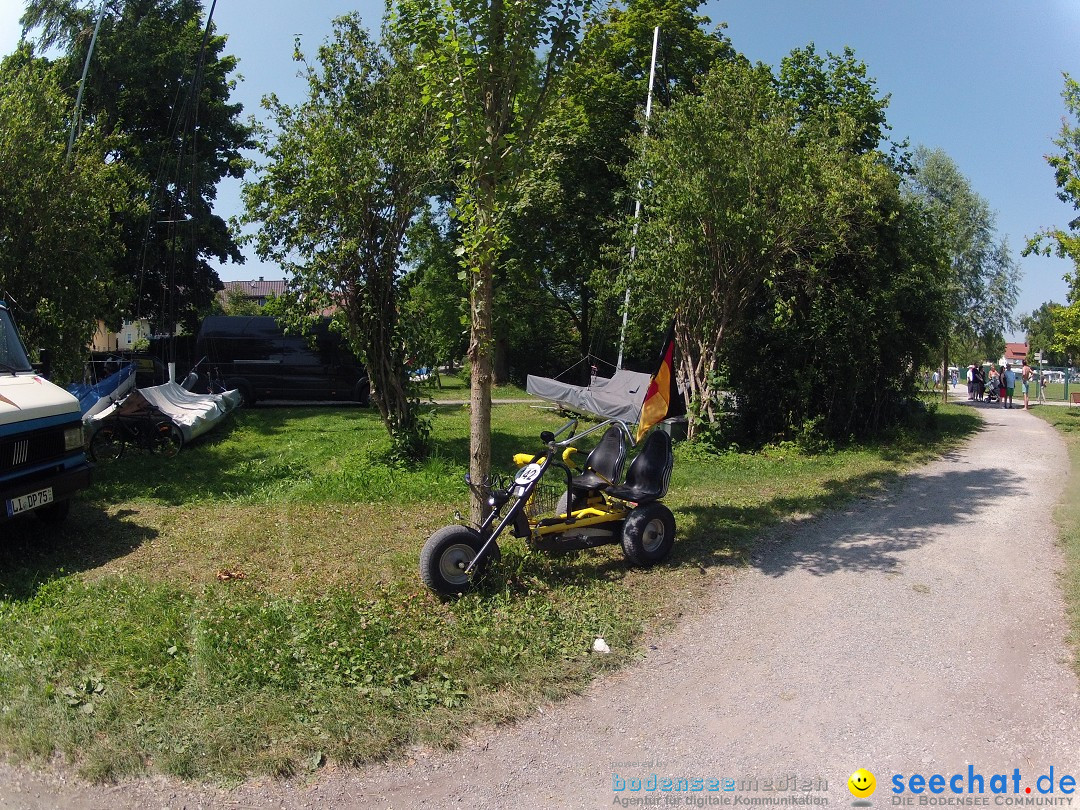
[420,525,499,596]
[621,502,676,567]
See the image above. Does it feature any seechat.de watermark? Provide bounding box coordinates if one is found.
[890,766,1075,806]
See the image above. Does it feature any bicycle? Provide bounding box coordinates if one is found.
[88,396,184,461]
[419,417,677,596]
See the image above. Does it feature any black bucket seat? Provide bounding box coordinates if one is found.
[604,429,673,504]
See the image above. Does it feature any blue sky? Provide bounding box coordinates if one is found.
[2,0,1079,339]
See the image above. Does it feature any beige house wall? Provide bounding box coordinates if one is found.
[91,319,151,352]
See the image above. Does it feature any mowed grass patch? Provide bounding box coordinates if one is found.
[0,402,979,783]
[1028,405,1080,676]
[423,371,535,401]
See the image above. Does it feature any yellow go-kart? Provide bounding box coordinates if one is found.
[419,418,676,596]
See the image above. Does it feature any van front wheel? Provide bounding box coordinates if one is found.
[353,380,370,406]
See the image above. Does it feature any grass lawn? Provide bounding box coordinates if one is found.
[1026,406,1080,677]
[420,371,535,401]
[0,401,979,783]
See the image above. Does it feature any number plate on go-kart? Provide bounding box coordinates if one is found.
[513,463,543,493]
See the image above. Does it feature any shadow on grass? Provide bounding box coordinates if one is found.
[871,409,981,463]
[431,427,550,474]
[0,500,157,601]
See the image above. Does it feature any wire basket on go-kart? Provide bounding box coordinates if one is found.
[468,471,562,520]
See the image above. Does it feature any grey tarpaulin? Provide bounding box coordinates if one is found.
[526,369,652,424]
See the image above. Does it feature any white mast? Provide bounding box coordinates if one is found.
[616,25,660,370]
[66,0,108,165]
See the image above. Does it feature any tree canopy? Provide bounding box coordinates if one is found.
[1026,74,1080,363]
[623,47,953,442]
[0,47,138,381]
[21,0,253,333]
[243,14,442,458]
[906,146,1019,366]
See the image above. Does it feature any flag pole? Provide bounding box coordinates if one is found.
[616,25,660,371]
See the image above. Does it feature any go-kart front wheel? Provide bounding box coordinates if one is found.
[621,502,676,567]
[420,525,500,596]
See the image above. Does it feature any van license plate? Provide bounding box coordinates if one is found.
[6,487,54,517]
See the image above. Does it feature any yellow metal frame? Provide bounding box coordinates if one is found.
[528,500,630,538]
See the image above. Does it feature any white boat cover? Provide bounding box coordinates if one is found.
[88,382,242,444]
[526,369,652,423]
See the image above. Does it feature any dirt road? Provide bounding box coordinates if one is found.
[3,404,1078,809]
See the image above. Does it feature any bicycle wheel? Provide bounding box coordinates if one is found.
[89,424,125,462]
[151,420,184,457]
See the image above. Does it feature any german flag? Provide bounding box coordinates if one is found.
[635,323,685,442]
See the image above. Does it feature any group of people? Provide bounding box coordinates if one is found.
[965,360,1035,410]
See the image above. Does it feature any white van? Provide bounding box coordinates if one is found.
[0,300,91,524]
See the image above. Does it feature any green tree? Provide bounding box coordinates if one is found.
[626,57,837,432]
[1020,302,1065,366]
[21,0,254,332]
[907,146,1019,373]
[500,0,733,382]
[220,286,262,316]
[776,44,893,157]
[0,47,137,381]
[243,15,441,458]
[400,208,468,386]
[394,0,588,517]
[1026,74,1080,359]
[628,47,951,443]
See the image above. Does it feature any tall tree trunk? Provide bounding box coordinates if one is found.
[942,338,949,404]
[578,283,591,386]
[468,251,495,526]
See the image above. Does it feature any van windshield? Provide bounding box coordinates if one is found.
[0,307,33,373]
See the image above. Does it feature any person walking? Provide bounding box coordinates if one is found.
[1038,372,1048,404]
[967,364,975,401]
[1022,360,1034,410]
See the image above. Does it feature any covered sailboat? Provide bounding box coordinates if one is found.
[67,360,137,420]
[526,368,653,424]
[87,381,241,446]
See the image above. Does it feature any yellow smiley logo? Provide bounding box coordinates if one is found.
[848,768,876,798]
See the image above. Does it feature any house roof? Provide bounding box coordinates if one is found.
[1004,342,1028,361]
[220,279,286,299]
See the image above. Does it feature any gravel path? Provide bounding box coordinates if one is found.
[3,404,1078,809]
